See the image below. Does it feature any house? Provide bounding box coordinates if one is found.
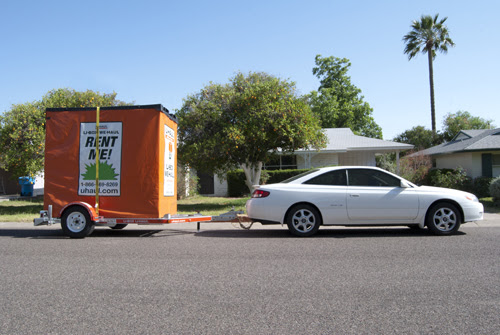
[0,168,20,195]
[0,169,44,196]
[293,128,413,169]
[200,128,414,196]
[412,128,500,178]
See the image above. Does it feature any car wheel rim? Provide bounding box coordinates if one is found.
[432,207,457,232]
[292,209,316,233]
[67,212,86,233]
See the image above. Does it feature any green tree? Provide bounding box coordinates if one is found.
[393,125,443,150]
[177,72,326,192]
[442,111,494,142]
[403,14,455,134]
[0,88,130,178]
[308,55,383,139]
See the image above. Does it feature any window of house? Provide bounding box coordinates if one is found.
[493,154,500,177]
[263,155,297,170]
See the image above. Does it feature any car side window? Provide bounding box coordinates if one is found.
[347,169,400,187]
[303,170,347,186]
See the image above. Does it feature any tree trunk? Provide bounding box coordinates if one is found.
[241,161,263,193]
[427,48,436,134]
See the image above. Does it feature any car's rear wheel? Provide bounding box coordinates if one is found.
[286,204,321,237]
[426,203,461,235]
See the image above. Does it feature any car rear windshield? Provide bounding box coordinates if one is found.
[280,169,320,183]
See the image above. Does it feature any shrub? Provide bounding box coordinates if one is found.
[376,153,396,174]
[227,170,248,197]
[266,169,311,184]
[490,177,500,204]
[399,152,432,185]
[472,177,493,198]
[177,164,199,200]
[428,167,469,190]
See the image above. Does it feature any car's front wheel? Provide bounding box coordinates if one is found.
[286,204,321,237]
[426,203,461,235]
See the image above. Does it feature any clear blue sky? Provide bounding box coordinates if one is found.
[1,0,499,139]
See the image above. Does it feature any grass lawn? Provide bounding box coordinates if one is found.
[0,200,44,222]
[480,197,500,213]
[1,195,497,223]
[0,196,250,222]
[177,195,249,216]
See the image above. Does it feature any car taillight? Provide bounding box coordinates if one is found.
[252,189,270,198]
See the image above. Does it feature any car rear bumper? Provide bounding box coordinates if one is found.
[246,198,285,224]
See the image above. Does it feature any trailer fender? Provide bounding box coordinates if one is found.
[59,202,100,221]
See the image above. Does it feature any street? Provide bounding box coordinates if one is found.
[0,218,499,334]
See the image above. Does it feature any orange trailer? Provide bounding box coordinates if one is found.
[34,105,211,237]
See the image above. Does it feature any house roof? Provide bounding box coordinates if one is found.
[298,128,414,153]
[414,128,500,156]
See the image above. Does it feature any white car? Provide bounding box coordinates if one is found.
[246,166,484,237]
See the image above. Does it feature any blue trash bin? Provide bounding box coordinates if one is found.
[19,176,35,197]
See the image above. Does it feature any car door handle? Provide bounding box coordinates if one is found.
[350,194,360,198]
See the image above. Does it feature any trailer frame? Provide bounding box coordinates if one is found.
[34,201,212,238]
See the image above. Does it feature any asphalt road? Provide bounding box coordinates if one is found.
[0,219,499,334]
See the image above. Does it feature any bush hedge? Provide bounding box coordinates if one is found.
[177,164,199,200]
[426,168,495,197]
[472,177,494,198]
[428,167,470,191]
[227,168,311,197]
[490,177,500,203]
[227,170,248,197]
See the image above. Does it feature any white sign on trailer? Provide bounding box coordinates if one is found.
[164,124,175,196]
[78,122,122,196]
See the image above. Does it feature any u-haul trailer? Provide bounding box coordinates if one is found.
[34,104,212,238]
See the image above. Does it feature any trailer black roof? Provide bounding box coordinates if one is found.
[45,104,177,123]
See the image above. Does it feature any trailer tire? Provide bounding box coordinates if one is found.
[61,206,95,238]
[110,224,128,230]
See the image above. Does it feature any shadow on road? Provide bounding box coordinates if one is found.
[0,228,191,239]
[0,226,465,239]
[195,227,465,238]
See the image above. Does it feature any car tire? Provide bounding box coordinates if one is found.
[426,203,461,236]
[110,224,128,230]
[286,204,321,237]
[61,206,95,238]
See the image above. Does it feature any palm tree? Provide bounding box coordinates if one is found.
[403,14,455,134]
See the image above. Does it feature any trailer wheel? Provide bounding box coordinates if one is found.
[110,224,128,230]
[61,206,95,238]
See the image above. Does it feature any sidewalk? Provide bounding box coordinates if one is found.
[0,194,42,202]
[470,212,500,227]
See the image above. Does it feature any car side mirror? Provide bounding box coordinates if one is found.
[400,180,411,188]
